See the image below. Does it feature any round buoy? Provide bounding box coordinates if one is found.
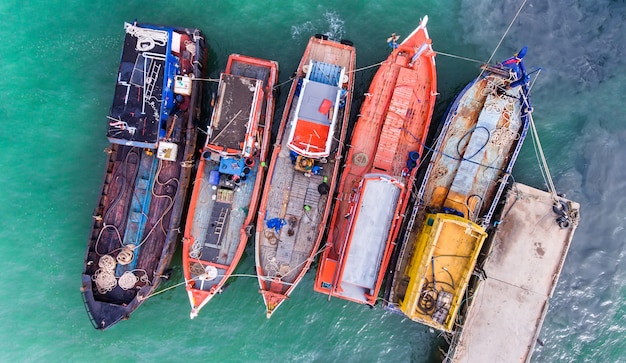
[200,266,218,281]
[353,152,369,167]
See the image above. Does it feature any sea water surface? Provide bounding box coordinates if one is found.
[0,0,624,362]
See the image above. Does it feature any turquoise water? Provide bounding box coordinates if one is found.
[1,0,624,361]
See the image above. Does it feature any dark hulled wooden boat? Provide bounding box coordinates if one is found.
[81,22,205,330]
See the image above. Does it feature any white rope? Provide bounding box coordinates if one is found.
[118,271,139,290]
[184,40,196,57]
[191,77,220,82]
[435,51,483,64]
[189,240,203,259]
[93,269,117,294]
[94,270,117,293]
[98,255,116,270]
[529,112,557,199]
[124,22,168,52]
[347,61,384,74]
[515,68,556,200]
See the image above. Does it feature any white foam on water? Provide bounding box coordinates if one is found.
[290,10,345,41]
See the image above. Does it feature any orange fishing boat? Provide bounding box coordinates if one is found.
[182,54,278,318]
[314,16,437,305]
[255,35,355,317]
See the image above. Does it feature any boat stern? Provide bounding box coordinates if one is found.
[399,213,487,332]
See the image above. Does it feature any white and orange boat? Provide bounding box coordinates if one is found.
[182,54,278,318]
[255,34,356,317]
[314,17,437,305]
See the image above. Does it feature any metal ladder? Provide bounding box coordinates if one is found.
[143,62,161,113]
[214,208,229,236]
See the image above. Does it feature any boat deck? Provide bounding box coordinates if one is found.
[108,30,167,145]
[258,109,331,284]
[447,183,580,363]
[256,36,355,316]
[314,19,436,305]
[82,23,204,330]
[208,74,261,151]
[187,71,260,278]
[183,55,278,316]
[85,141,186,303]
[424,75,526,224]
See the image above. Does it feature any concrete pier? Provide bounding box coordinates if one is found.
[446,183,580,363]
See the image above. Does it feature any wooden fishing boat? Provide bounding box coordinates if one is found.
[314,17,437,305]
[182,54,278,319]
[81,22,205,330]
[255,35,356,318]
[384,47,533,332]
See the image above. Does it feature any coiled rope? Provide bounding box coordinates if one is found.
[93,254,117,294]
[124,22,168,52]
[93,269,117,294]
[118,271,139,290]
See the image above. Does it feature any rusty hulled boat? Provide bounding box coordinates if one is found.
[314,17,437,305]
[385,48,533,332]
[255,35,356,317]
[81,22,205,330]
[182,54,278,319]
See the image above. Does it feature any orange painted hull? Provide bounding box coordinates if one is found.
[314,17,437,305]
[182,54,278,318]
[255,35,356,317]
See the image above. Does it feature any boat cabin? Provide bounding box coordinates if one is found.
[286,60,347,159]
[107,22,196,154]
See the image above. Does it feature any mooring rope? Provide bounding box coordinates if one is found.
[479,0,529,79]
[435,51,483,64]
[192,77,220,82]
[528,111,557,200]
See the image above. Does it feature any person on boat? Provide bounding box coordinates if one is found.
[387,33,400,49]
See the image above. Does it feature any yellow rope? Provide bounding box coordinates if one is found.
[142,280,188,300]
[143,271,290,301]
